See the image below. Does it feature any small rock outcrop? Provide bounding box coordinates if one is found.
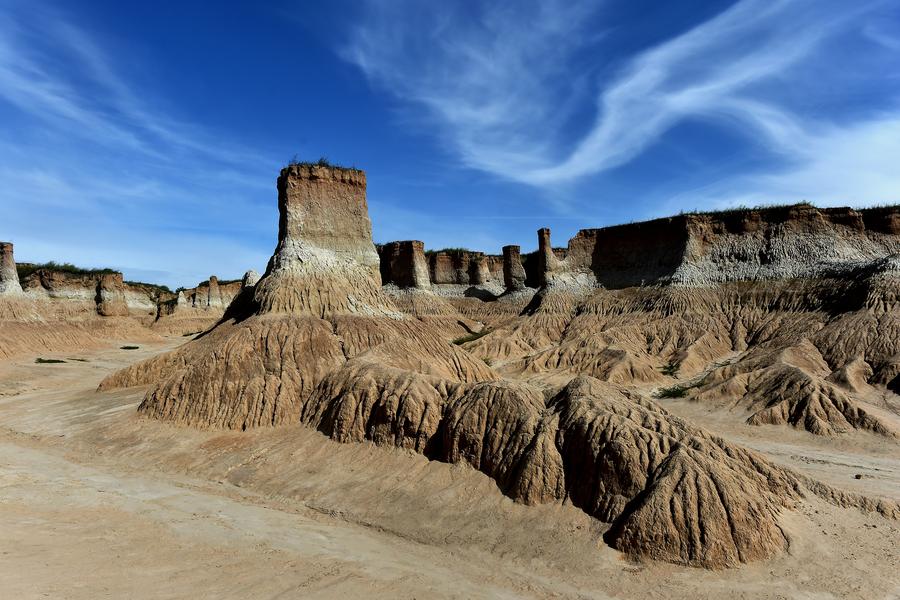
[242,269,260,288]
[152,275,243,335]
[0,242,23,296]
[379,240,431,289]
[537,228,558,285]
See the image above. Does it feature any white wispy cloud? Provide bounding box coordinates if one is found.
[0,2,277,287]
[343,0,900,199]
[343,0,602,175]
[661,115,900,213]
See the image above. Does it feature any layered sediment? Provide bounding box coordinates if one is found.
[0,252,160,358]
[427,250,502,287]
[96,273,129,317]
[502,245,526,292]
[378,241,430,289]
[18,266,161,317]
[103,164,491,428]
[469,218,900,438]
[541,204,900,290]
[0,242,23,295]
[97,168,900,569]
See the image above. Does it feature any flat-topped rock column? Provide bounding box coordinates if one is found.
[468,253,491,285]
[502,245,526,291]
[379,240,431,289]
[253,164,393,316]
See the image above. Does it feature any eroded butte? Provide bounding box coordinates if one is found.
[1,164,899,598]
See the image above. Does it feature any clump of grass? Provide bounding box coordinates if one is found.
[425,247,472,256]
[656,385,687,399]
[452,328,492,345]
[677,202,817,218]
[660,360,680,377]
[655,376,707,399]
[285,155,360,171]
[482,357,493,366]
[35,357,66,364]
[120,345,140,350]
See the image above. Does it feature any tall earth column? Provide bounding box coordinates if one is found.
[0,242,23,296]
[502,244,526,292]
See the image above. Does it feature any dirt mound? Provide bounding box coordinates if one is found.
[826,357,875,394]
[692,339,897,436]
[301,370,804,567]
[0,293,160,360]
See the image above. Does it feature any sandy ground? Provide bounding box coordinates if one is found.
[1,342,899,599]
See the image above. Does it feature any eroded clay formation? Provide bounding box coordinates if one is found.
[100,166,900,569]
[465,213,900,439]
[502,244,526,292]
[0,242,23,296]
[378,241,431,289]
[0,247,163,359]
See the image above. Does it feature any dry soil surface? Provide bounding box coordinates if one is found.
[0,342,899,599]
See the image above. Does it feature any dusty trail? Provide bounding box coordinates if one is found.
[0,343,899,598]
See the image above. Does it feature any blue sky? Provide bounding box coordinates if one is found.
[2,0,899,288]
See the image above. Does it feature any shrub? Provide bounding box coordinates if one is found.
[452,328,492,345]
[35,357,66,364]
[120,345,140,350]
[656,385,687,399]
[286,155,360,169]
[660,361,680,377]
